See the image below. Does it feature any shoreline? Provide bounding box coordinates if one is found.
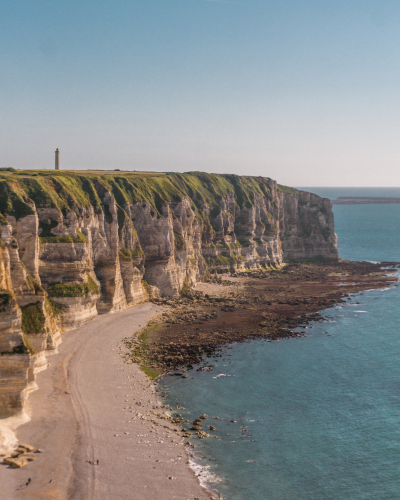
[155,265,400,498]
[1,260,398,499]
[125,260,399,376]
[0,303,210,499]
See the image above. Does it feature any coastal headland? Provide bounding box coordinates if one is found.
[0,168,396,498]
[0,169,338,422]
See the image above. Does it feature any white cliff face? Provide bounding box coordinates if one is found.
[0,172,338,419]
[0,221,60,417]
[126,199,199,297]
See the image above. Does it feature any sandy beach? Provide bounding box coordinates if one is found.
[0,302,209,500]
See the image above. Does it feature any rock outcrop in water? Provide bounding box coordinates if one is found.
[0,170,337,417]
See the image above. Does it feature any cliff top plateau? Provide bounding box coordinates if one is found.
[0,168,296,220]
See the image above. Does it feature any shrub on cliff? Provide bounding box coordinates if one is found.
[0,213,8,225]
[20,264,45,294]
[45,297,65,317]
[119,246,144,260]
[39,230,88,244]
[181,278,191,296]
[141,279,152,295]
[174,231,186,251]
[21,302,46,334]
[46,275,99,297]
[23,334,36,354]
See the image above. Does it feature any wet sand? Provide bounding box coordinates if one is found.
[0,302,209,500]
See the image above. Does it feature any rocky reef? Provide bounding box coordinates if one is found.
[0,169,337,417]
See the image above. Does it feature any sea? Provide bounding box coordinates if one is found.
[159,188,400,500]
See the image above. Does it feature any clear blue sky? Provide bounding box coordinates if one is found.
[1,0,400,186]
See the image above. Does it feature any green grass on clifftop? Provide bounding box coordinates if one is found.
[0,170,286,223]
[277,184,295,194]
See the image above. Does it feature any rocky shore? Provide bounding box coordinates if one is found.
[123,261,398,378]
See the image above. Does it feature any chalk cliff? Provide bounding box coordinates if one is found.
[0,170,337,417]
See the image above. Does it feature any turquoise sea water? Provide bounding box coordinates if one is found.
[160,188,400,500]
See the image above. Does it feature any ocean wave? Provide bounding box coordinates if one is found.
[188,451,225,498]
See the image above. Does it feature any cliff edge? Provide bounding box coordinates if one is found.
[0,169,337,419]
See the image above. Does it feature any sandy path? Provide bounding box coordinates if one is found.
[0,303,209,500]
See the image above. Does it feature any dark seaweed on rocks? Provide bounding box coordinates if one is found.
[123,261,398,375]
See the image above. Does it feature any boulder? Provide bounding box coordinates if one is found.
[18,443,34,452]
[3,457,29,468]
[3,457,16,465]
[11,457,29,468]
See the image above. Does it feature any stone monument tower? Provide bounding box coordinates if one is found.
[55,148,60,170]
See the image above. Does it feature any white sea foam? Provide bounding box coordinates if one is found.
[213,374,235,379]
[188,451,225,498]
[0,411,30,455]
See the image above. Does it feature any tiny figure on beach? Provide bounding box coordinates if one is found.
[97,460,99,465]
[23,478,31,488]
[49,479,53,483]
